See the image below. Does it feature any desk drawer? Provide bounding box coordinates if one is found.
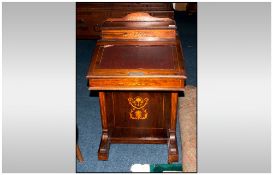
[89,78,184,91]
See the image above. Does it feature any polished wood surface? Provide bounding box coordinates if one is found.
[88,78,184,91]
[104,91,170,143]
[101,29,176,40]
[106,12,173,22]
[77,3,174,39]
[87,12,186,163]
[98,92,110,160]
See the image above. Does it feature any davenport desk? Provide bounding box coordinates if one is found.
[86,12,186,163]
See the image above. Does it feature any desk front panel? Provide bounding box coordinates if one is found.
[104,91,171,143]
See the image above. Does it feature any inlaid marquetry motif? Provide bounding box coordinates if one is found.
[128,96,149,120]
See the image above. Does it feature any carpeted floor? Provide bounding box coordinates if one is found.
[179,86,197,172]
[76,11,196,172]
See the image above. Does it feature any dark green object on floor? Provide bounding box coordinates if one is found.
[150,164,182,172]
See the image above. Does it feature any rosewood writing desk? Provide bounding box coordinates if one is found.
[86,12,186,163]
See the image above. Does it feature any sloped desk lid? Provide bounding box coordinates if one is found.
[87,43,186,78]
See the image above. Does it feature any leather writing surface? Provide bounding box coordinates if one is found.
[97,45,175,70]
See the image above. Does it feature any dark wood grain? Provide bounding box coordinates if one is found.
[103,91,171,144]
[88,78,184,91]
[98,92,110,160]
[168,92,179,163]
[77,3,174,39]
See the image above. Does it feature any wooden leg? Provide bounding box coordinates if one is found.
[168,92,179,163]
[98,92,110,160]
[76,144,84,162]
[168,131,178,163]
[98,130,110,160]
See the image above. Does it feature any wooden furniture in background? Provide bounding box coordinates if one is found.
[186,3,197,15]
[76,126,84,163]
[86,12,186,163]
[173,3,188,11]
[76,144,84,163]
[76,3,174,39]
